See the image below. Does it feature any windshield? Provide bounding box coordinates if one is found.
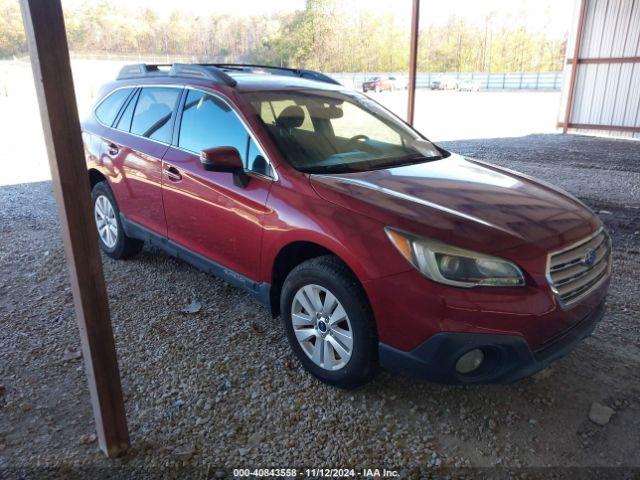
[242,89,447,174]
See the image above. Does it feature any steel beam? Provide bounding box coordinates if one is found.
[562,0,588,134]
[557,122,640,133]
[566,56,640,64]
[407,0,420,125]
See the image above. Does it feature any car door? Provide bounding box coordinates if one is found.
[161,88,274,282]
[103,85,183,236]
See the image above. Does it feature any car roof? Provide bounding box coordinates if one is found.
[227,73,344,92]
[107,63,345,95]
[98,76,348,106]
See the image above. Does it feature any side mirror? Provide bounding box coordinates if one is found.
[200,146,243,172]
[200,146,249,188]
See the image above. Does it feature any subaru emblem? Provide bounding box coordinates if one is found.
[582,248,596,266]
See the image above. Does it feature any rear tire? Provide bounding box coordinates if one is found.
[280,255,378,388]
[91,181,143,259]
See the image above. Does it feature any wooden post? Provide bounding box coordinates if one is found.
[407,0,420,125]
[562,0,588,133]
[19,0,129,458]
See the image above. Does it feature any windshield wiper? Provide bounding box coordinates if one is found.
[303,163,371,174]
[303,152,446,175]
[369,153,440,170]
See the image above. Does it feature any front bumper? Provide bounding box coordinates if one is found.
[378,300,606,384]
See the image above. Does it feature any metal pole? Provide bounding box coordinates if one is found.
[407,0,420,125]
[563,0,588,133]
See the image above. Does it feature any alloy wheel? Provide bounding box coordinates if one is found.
[291,284,353,371]
[94,195,118,248]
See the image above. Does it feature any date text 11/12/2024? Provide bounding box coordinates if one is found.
[232,468,400,477]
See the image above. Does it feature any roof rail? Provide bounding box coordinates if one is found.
[169,63,237,87]
[116,63,171,80]
[116,63,237,87]
[211,63,342,86]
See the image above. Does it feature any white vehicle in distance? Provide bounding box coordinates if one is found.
[458,79,481,92]
[430,76,458,90]
[389,75,408,90]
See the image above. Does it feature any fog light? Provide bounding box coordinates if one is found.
[456,348,484,374]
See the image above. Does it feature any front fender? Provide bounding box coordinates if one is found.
[260,182,412,286]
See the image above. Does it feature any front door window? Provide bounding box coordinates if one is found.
[178,90,272,176]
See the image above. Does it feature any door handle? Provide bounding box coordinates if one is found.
[163,166,182,182]
[107,143,119,156]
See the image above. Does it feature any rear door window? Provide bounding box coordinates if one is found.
[131,87,182,143]
[94,88,134,126]
[114,89,139,132]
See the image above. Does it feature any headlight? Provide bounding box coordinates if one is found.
[385,227,525,288]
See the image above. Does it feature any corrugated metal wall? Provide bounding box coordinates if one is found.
[559,0,640,139]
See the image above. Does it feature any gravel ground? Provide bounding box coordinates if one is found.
[1,133,639,478]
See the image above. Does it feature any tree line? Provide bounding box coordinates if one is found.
[0,0,566,73]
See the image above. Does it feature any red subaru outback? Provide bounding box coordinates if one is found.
[83,63,611,388]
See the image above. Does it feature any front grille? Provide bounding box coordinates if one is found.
[547,228,611,307]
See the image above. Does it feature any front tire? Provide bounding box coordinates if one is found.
[280,255,378,388]
[91,181,143,259]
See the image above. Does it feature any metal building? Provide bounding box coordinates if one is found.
[559,0,640,138]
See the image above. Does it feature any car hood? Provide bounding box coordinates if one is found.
[310,153,600,256]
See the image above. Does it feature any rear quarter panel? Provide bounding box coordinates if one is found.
[82,116,109,177]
